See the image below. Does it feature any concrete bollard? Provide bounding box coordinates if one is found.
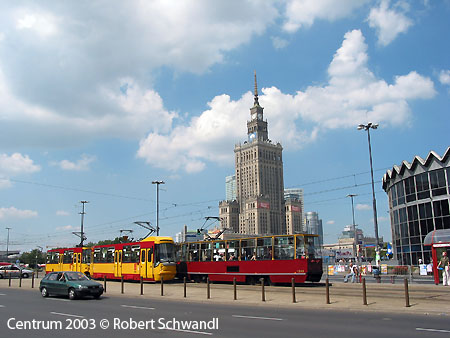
[326,278,330,304]
[260,278,265,302]
[140,276,144,295]
[292,278,296,303]
[207,277,210,299]
[121,276,124,294]
[233,277,237,301]
[104,275,107,293]
[184,277,187,298]
[161,277,164,296]
[404,278,410,307]
[362,278,367,305]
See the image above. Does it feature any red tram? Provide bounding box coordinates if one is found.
[177,234,322,284]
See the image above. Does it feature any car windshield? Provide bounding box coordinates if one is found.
[65,272,90,281]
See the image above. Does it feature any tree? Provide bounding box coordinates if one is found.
[20,249,46,267]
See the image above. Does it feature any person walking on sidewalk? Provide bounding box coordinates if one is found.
[437,251,449,286]
[344,263,357,283]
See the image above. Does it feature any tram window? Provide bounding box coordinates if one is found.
[94,249,102,263]
[257,237,273,260]
[200,243,212,261]
[82,249,91,264]
[296,236,305,259]
[122,245,132,263]
[131,245,140,263]
[241,239,256,261]
[227,240,239,261]
[63,251,73,264]
[188,243,199,262]
[181,244,188,261]
[213,241,226,261]
[141,250,146,263]
[106,247,114,263]
[304,236,319,259]
[274,236,294,260]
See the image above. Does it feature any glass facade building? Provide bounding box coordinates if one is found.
[383,148,450,265]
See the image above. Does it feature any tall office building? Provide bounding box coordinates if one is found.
[305,211,323,247]
[225,175,237,201]
[220,74,286,235]
[284,188,304,233]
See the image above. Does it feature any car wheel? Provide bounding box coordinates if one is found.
[68,288,77,300]
[22,273,29,278]
[41,287,49,297]
[0,274,3,279]
[93,294,101,299]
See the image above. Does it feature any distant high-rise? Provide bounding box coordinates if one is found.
[220,73,286,235]
[225,175,237,201]
[305,211,323,247]
[284,188,304,233]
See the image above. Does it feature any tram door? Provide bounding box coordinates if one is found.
[140,248,154,280]
[114,250,122,277]
[73,253,81,272]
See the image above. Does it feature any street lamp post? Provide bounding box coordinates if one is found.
[358,122,380,261]
[152,181,165,236]
[347,194,358,262]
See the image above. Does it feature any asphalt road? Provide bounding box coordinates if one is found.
[0,287,449,338]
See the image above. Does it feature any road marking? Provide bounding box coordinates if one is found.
[0,305,4,307]
[416,328,450,334]
[45,298,70,302]
[0,293,6,296]
[162,328,212,335]
[50,312,84,318]
[120,305,155,310]
[232,315,283,321]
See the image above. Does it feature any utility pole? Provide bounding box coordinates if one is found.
[5,227,11,262]
[152,181,165,236]
[79,201,89,247]
[347,194,358,262]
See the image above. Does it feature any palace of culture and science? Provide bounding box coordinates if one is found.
[219,74,303,236]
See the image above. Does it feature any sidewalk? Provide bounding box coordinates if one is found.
[1,276,449,316]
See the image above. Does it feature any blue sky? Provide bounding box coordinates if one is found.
[0,0,448,252]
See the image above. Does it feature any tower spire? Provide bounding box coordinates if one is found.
[254,70,259,105]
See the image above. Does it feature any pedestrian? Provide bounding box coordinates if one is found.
[437,251,449,286]
[344,263,356,283]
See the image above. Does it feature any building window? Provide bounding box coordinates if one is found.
[416,173,430,200]
[430,170,447,197]
[397,182,405,205]
[433,199,450,229]
[418,202,433,240]
[404,176,416,202]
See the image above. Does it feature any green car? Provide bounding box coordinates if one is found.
[40,271,104,300]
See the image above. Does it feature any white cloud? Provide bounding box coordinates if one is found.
[137,30,435,173]
[0,153,41,176]
[56,210,70,216]
[439,69,450,85]
[271,36,289,49]
[367,0,413,46]
[0,206,38,219]
[356,203,371,210]
[51,154,96,171]
[326,220,335,225]
[283,0,370,32]
[55,225,75,231]
[0,2,279,147]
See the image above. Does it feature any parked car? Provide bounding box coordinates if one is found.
[40,271,104,300]
[0,265,33,278]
